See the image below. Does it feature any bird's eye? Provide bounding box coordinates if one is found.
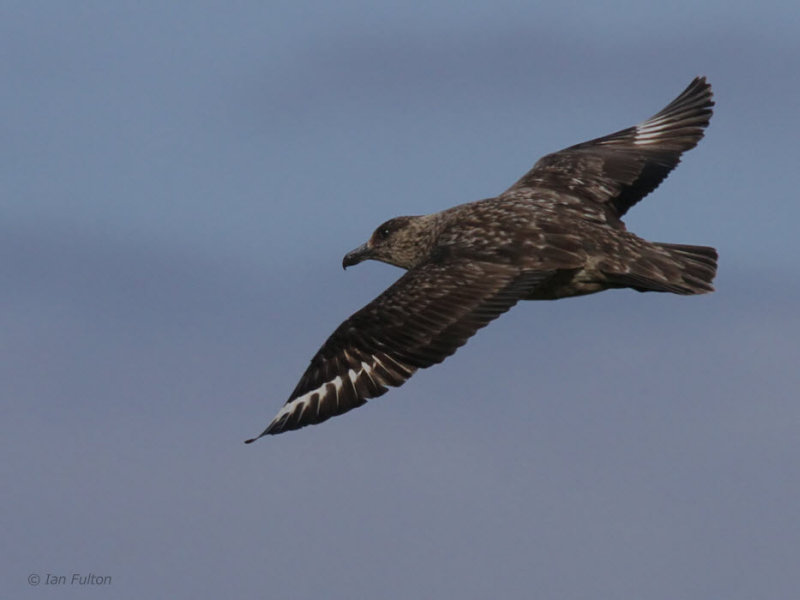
[376,226,391,239]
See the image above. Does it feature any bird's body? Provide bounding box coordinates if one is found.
[246,77,717,441]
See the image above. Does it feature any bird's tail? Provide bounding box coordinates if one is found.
[604,242,718,295]
[656,242,718,294]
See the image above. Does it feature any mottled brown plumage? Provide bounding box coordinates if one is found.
[246,76,717,441]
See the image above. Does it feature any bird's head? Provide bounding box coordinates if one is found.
[342,215,435,271]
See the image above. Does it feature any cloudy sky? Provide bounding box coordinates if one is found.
[3,1,799,598]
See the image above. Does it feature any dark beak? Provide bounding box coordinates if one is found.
[342,242,371,269]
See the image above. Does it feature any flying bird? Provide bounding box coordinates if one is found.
[246,76,717,442]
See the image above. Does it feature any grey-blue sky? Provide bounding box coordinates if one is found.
[3,1,799,599]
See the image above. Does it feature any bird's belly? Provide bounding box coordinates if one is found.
[524,268,610,300]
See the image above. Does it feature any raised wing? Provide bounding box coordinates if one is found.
[502,76,713,218]
[246,261,552,439]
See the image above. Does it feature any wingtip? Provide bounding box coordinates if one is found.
[244,432,265,444]
[245,424,275,443]
[681,75,714,106]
